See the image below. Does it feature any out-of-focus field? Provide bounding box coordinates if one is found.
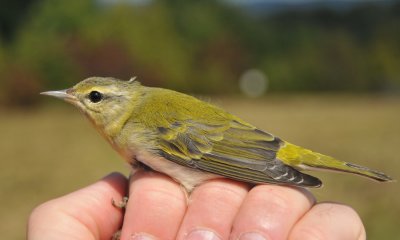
[1,95,399,239]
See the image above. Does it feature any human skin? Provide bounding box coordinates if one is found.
[27,171,366,240]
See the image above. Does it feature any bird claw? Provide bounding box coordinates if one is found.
[112,196,129,209]
[111,230,121,240]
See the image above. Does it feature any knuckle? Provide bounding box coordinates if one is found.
[141,186,186,206]
[291,227,325,240]
[194,181,247,205]
[318,203,361,221]
[131,174,187,206]
[28,200,58,225]
[31,200,56,215]
[250,186,293,214]
[316,203,366,240]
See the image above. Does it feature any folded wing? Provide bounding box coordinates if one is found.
[157,119,322,187]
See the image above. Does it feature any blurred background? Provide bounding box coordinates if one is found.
[0,0,399,239]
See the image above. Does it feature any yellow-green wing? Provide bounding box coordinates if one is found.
[156,119,322,187]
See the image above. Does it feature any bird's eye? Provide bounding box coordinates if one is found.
[88,91,103,103]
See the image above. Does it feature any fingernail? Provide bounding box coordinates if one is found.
[131,233,157,240]
[185,229,221,240]
[238,232,266,240]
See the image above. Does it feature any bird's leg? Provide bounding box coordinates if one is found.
[110,196,127,240]
[111,196,129,209]
[110,195,128,240]
[111,230,121,240]
[112,157,148,209]
[110,167,139,240]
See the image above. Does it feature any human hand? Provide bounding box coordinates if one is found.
[28,171,366,240]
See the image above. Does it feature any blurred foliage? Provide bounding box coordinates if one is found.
[261,4,400,92]
[0,0,38,42]
[0,0,399,107]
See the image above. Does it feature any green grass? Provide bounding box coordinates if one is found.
[1,95,399,239]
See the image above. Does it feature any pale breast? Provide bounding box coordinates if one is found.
[134,149,220,192]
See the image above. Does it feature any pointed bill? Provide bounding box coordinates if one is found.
[40,89,77,102]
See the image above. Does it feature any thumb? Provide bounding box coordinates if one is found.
[28,172,128,240]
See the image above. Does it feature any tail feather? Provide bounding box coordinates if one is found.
[278,142,393,182]
[333,161,392,182]
[307,153,393,182]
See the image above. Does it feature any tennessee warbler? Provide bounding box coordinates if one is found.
[41,77,393,191]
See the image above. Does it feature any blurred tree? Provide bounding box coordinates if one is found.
[0,0,399,107]
[0,40,5,101]
[259,3,400,92]
[0,0,38,42]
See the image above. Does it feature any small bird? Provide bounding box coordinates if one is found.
[41,77,392,192]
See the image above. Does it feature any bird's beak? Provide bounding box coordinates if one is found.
[40,89,77,103]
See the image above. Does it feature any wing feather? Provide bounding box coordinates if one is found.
[157,119,321,187]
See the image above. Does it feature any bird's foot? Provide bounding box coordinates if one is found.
[112,230,121,240]
[112,196,129,209]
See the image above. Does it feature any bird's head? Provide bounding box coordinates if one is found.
[41,77,142,132]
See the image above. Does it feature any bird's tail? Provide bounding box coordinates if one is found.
[278,142,393,182]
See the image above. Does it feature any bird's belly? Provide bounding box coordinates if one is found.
[135,149,220,192]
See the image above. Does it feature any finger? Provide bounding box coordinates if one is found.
[230,185,315,240]
[176,179,249,240]
[28,172,128,240]
[289,202,366,240]
[120,170,187,240]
